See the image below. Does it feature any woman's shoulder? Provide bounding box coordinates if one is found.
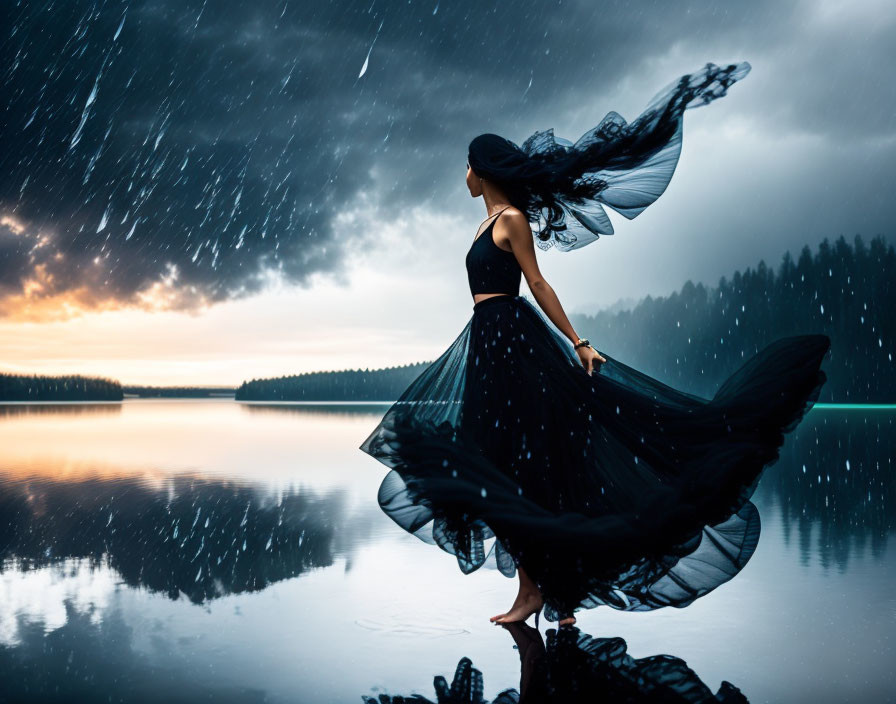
[494,206,532,250]
[498,206,528,227]
[500,205,526,219]
[496,206,530,235]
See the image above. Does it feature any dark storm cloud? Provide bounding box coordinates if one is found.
[0,220,31,295]
[0,0,892,315]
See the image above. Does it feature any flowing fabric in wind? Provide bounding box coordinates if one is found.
[466,61,752,251]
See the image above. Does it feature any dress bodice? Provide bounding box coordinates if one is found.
[465,208,521,296]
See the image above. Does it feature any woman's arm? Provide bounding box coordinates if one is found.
[496,210,607,373]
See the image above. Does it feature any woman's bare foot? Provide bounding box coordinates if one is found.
[490,590,543,624]
[490,584,531,622]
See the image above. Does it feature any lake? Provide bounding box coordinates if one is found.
[0,400,893,703]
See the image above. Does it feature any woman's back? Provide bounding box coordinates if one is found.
[465,207,521,297]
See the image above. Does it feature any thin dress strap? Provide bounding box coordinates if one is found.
[475,206,512,241]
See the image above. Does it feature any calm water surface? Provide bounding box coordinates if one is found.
[0,400,893,703]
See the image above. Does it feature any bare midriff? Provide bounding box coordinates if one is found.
[472,292,512,304]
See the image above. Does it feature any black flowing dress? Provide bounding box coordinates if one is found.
[359,63,830,623]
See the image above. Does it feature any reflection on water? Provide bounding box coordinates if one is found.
[0,588,270,703]
[0,402,122,418]
[364,621,748,703]
[0,401,893,703]
[755,410,895,567]
[0,474,375,606]
[0,398,384,489]
[240,401,390,421]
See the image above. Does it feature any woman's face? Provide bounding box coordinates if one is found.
[465,160,483,198]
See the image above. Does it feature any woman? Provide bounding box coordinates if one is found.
[359,61,830,628]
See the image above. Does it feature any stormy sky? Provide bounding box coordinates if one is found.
[1,0,894,384]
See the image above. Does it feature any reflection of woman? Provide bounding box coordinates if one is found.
[360,61,830,627]
[361,621,749,703]
[500,621,749,703]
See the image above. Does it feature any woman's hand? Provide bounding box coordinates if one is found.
[576,346,607,376]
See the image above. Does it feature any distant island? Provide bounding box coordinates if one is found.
[0,373,123,401]
[2,234,892,403]
[0,376,238,401]
[234,362,429,402]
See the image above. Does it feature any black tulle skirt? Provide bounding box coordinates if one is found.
[359,294,830,622]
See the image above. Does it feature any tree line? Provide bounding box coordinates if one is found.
[123,386,236,398]
[568,233,892,402]
[235,361,430,401]
[0,373,122,401]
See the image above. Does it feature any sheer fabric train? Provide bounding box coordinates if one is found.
[360,295,829,621]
